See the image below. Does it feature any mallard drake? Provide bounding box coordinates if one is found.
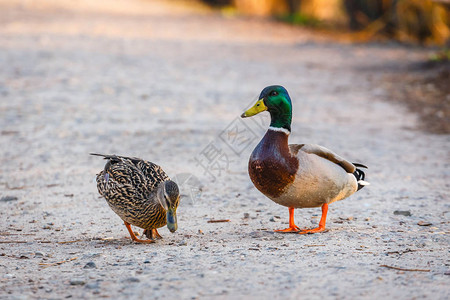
[241,85,369,234]
[91,153,179,243]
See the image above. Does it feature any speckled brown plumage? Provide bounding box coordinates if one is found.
[91,153,179,241]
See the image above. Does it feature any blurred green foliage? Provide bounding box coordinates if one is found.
[429,48,450,61]
[200,0,450,45]
[277,13,321,27]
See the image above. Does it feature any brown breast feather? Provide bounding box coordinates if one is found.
[248,130,299,198]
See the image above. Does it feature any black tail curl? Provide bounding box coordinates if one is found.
[91,153,122,174]
[353,163,368,191]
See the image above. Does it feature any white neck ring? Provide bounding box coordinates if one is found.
[268,126,290,135]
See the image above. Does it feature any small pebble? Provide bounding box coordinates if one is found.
[70,279,85,286]
[19,252,33,259]
[34,252,44,258]
[417,221,432,226]
[249,231,264,238]
[0,196,18,202]
[243,213,250,219]
[85,282,99,289]
[178,240,187,246]
[393,210,411,216]
[81,252,101,259]
[84,262,97,269]
[125,277,140,283]
[270,216,280,222]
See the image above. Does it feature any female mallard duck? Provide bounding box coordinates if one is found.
[241,85,369,234]
[91,153,179,243]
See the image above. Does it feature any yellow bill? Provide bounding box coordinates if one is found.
[241,99,267,118]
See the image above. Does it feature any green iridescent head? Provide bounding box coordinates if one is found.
[241,85,293,131]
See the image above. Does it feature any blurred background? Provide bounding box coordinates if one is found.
[0,1,449,298]
[200,0,450,133]
[203,0,450,45]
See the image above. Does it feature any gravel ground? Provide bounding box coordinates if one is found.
[0,0,449,299]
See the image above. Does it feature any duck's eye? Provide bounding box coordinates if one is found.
[270,91,278,96]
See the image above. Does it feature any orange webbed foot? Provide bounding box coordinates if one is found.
[298,203,329,235]
[275,225,300,233]
[298,226,327,234]
[274,207,300,233]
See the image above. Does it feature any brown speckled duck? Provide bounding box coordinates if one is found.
[91,153,179,243]
[241,85,369,234]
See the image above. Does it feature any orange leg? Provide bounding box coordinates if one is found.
[275,207,300,233]
[124,222,154,243]
[152,229,162,239]
[143,228,163,240]
[299,203,328,234]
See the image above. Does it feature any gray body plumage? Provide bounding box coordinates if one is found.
[271,144,359,208]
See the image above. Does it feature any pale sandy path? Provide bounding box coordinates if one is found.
[0,0,449,299]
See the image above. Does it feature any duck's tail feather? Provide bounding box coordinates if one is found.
[90,153,118,160]
[353,163,368,169]
[90,153,141,163]
[90,153,146,177]
[353,163,370,191]
[91,153,131,177]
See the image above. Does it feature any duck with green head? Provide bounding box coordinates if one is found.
[241,85,369,234]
